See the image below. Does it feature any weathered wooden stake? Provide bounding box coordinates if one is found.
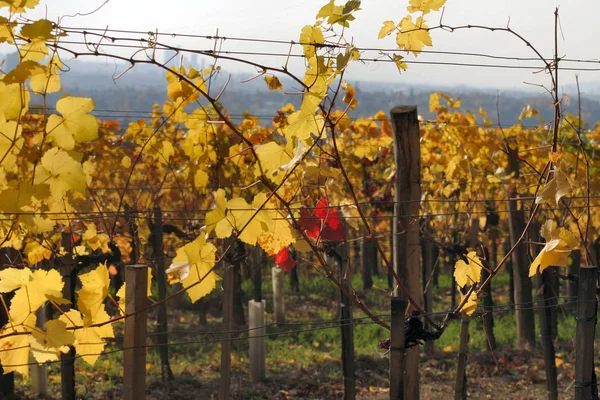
[482,226,497,350]
[340,242,356,400]
[152,206,173,381]
[421,219,435,356]
[454,314,469,400]
[361,237,375,290]
[272,266,285,325]
[506,144,536,348]
[60,233,76,400]
[390,297,408,400]
[219,264,234,400]
[248,299,266,381]
[568,250,581,309]
[531,222,558,400]
[575,265,598,400]
[454,218,478,400]
[390,106,422,399]
[31,305,48,396]
[124,264,149,400]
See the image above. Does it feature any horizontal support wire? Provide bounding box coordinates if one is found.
[0,297,589,367]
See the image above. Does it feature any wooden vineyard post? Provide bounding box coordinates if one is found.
[152,206,173,381]
[482,211,497,350]
[272,266,285,325]
[506,144,536,348]
[390,106,422,399]
[249,247,266,381]
[59,233,76,400]
[31,305,48,396]
[361,237,375,290]
[575,265,598,400]
[454,314,469,400]
[421,219,435,356]
[454,218,478,400]
[531,222,558,400]
[324,245,356,399]
[219,264,234,400]
[568,250,581,310]
[340,242,355,400]
[390,297,408,400]
[124,265,149,400]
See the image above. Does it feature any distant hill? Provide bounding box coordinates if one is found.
[19,56,600,129]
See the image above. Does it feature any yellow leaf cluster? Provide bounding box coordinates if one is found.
[454,251,482,288]
[535,161,574,206]
[46,96,98,150]
[166,232,220,303]
[529,220,578,276]
[264,75,283,91]
[396,16,432,55]
[453,251,482,316]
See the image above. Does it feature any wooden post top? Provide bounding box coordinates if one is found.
[126,264,148,270]
[390,105,418,115]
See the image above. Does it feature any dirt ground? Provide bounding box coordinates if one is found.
[139,349,577,400]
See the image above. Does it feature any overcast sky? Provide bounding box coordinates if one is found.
[9,0,600,91]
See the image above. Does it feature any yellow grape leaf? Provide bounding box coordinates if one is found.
[0,267,31,292]
[342,82,358,109]
[24,240,52,264]
[165,66,204,102]
[529,220,578,276]
[205,189,232,238]
[0,81,30,120]
[167,232,220,303]
[555,357,564,367]
[391,54,408,72]
[303,55,333,99]
[58,309,113,365]
[459,291,477,316]
[442,345,453,352]
[0,0,41,13]
[264,75,283,90]
[227,197,272,246]
[535,164,574,206]
[2,60,44,85]
[194,169,209,188]
[0,17,17,44]
[20,19,54,40]
[378,21,397,39]
[277,139,306,172]
[82,222,110,252]
[161,140,174,164]
[299,25,324,58]
[453,251,482,288]
[34,148,87,201]
[19,39,48,62]
[121,155,132,169]
[30,55,63,94]
[529,239,570,277]
[396,16,432,55]
[316,0,360,27]
[257,213,295,255]
[284,90,325,145]
[0,183,50,214]
[0,117,23,169]
[77,263,109,323]
[254,141,292,183]
[46,96,98,150]
[407,0,446,14]
[0,268,65,325]
[30,319,74,363]
[0,314,36,377]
